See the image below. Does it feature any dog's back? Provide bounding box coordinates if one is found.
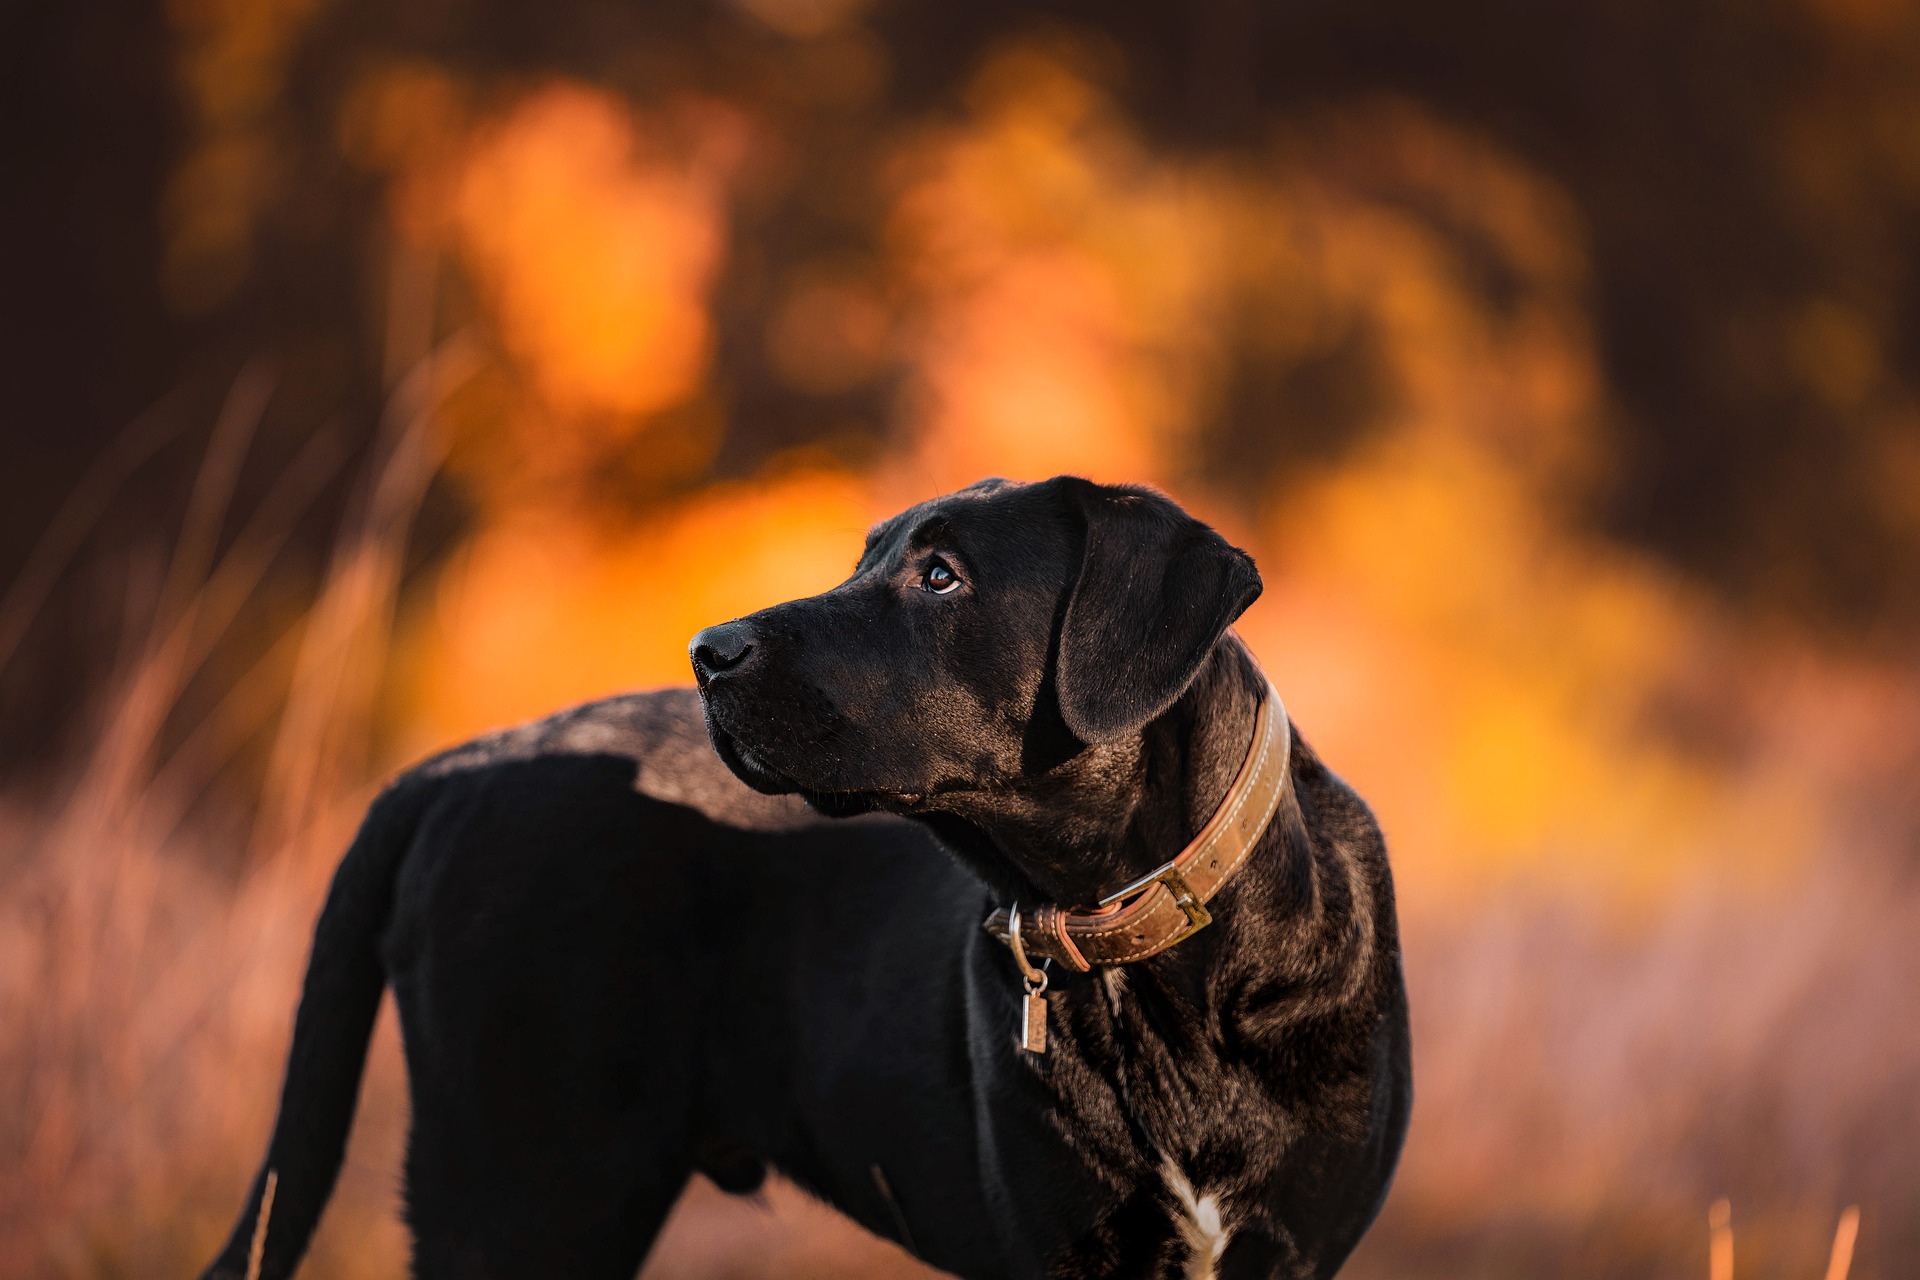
[200,689,937,1279]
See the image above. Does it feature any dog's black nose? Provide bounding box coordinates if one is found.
[690,621,756,686]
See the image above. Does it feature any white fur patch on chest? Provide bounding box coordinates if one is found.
[1162,1160,1231,1280]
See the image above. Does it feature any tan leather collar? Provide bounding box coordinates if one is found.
[983,679,1292,971]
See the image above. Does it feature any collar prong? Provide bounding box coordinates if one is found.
[982,673,1290,969]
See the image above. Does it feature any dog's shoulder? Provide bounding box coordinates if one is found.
[406,686,822,832]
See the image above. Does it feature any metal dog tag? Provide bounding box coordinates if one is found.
[1007,903,1049,1054]
[1020,989,1049,1054]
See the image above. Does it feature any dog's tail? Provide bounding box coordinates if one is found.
[200,779,425,1280]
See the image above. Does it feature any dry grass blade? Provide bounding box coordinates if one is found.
[1708,1198,1732,1280]
[0,398,181,678]
[1823,1206,1859,1280]
[253,328,477,854]
[0,338,450,1266]
[156,364,276,634]
[245,1168,277,1280]
[46,364,277,850]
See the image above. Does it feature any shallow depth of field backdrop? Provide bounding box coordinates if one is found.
[4,0,1920,1277]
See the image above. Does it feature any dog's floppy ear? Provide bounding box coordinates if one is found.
[1054,479,1263,742]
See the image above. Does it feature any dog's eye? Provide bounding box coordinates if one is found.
[924,558,961,594]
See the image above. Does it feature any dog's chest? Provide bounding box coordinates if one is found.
[1037,971,1296,1277]
[1139,1067,1285,1273]
[1160,1158,1232,1280]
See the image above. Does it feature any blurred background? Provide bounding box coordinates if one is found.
[4,0,1919,1276]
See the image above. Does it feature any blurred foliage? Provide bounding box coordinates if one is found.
[3,1,1920,1277]
[9,1,1920,727]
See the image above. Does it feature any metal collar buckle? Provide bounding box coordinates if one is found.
[1097,860,1213,945]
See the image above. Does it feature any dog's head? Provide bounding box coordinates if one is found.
[690,476,1261,894]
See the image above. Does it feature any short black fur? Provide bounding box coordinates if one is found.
[201,476,1411,1280]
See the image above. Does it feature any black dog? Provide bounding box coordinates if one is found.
[203,476,1410,1280]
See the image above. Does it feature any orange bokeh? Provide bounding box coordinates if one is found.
[453,86,743,427]
[407,49,1864,909]
[403,460,874,754]
[14,20,1920,1280]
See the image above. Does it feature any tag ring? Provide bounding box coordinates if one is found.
[1007,904,1049,994]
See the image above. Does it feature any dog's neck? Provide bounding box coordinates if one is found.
[927,639,1270,909]
[1125,641,1269,891]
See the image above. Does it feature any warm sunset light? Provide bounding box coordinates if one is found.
[5,3,1918,1278]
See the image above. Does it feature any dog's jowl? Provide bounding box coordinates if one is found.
[202,476,1411,1280]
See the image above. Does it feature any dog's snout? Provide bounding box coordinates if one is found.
[690,621,756,685]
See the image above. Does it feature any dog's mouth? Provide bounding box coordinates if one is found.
[701,707,935,816]
[700,714,800,796]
